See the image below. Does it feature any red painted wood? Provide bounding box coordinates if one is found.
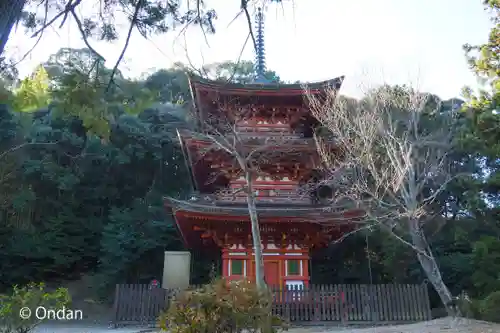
[221,245,311,289]
[194,86,325,96]
[174,210,363,222]
[248,260,255,283]
[222,257,228,277]
[264,261,280,287]
[165,77,356,255]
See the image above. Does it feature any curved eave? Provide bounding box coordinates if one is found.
[182,136,322,151]
[164,200,190,249]
[164,197,362,221]
[176,131,339,149]
[188,74,345,97]
[164,197,362,249]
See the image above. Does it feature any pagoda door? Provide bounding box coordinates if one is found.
[250,260,280,288]
[265,261,280,288]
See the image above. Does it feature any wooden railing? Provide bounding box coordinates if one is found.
[112,283,431,326]
[271,284,431,323]
[216,184,312,204]
[215,191,311,204]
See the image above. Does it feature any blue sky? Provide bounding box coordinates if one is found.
[6,0,492,99]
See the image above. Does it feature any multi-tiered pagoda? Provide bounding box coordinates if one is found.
[165,8,357,289]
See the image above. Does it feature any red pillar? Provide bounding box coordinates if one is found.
[221,248,229,278]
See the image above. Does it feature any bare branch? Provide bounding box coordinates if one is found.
[105,0,143,92]
[31,0,83,38]
[240,0,257,52]
[330,223,376,244]
[13,0,49,66]
[224,32,251,83]
[0,142,57,161]
[180,33,209,78]
[59,0,74,28]
[70,8,105,60]
[196,0,210,46]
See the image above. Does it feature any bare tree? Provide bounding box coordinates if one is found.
[307,84,461,314]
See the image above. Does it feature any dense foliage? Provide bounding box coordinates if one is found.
[0,49,192,296]
[0,283,70,333]
[0,50,283,298]
[160,279,286,333]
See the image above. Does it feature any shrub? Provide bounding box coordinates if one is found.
[158,278,287,333]
[479,290,500,323]
[453,292,481,319]
[0,283,70,333]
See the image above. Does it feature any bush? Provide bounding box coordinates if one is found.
[479,290,500,323]
[0,283,70,333]
[159,278,287,333]
[455,292,481,319]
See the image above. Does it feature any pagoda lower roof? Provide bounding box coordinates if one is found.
[165,196,361,221]
[188,74,345,96]
[165,196,360,249]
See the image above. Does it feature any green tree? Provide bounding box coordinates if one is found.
[444,1,500,317]
[12,65,50,113]
[472,235,500,297]
[0,56,192,295]
[43,48,155,138]
[462,1,499,205]
[0,283,70,333]
[143,64,191,103]
[202,60,281,84]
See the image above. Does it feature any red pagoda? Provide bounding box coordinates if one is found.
[165,8,357,290]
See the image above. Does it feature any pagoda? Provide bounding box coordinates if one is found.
[165,8,357,289]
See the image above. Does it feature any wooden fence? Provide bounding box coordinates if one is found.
[113,283,431,326]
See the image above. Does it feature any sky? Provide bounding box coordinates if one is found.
[5,0,493,99]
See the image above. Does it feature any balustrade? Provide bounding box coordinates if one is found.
[235,117,299,138]
[215,187,311,204]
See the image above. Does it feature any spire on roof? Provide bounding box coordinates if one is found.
[254,7,270,84]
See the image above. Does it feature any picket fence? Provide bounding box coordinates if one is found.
[113,283,431,326]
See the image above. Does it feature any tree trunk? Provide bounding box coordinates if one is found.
[245,170,267,291]
[409,219,457,316]
[0,0,25,56]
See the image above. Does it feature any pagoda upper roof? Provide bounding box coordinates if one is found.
[188,74,345,96]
